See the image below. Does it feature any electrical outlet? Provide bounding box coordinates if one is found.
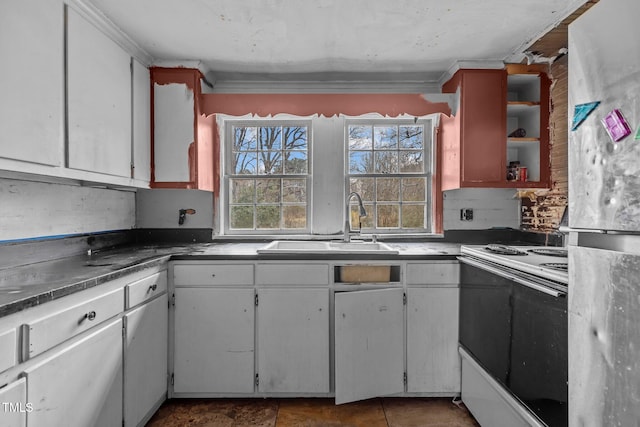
[460,208,474,221]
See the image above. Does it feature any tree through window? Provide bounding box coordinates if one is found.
[227,122,310,232]
[347,120,432,232]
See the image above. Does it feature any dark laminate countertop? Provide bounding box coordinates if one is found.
[0,241,461,318]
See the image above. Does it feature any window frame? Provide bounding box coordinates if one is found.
[223,119,313,235]
[344,118,434,234]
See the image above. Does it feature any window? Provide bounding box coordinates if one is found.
[225,121,311,233]
[346,120,432,232]
[221,115,436,236]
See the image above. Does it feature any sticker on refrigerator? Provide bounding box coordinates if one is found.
[601,109,631,142]
[571,101,600,131]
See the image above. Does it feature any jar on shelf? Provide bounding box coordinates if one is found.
[507,161,520,181]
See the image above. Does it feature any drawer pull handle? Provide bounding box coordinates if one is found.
[148,284,158,292]
[79,311,97,324]
[211,274,216,278]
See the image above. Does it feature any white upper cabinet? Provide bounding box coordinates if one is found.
[0,2,151,187]
[132,58,151,183]
[0,0,64,167]
[67,7,132,178]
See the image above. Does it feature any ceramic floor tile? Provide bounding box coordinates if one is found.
[381,398,480,427]
[146,398,278,427]
[275,398,388,427]
[146,397,480,427]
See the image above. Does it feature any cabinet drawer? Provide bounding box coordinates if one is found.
[173,264,254,286]
[257,264,329,285]
[126,271,167,308]
[406,262,460,285]
[0,328,17,374]
[25,287,124,359]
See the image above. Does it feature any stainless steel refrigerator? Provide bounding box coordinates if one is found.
[568,0,640,425]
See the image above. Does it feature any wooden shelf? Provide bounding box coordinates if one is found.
[507,137,540,143]
[507,101,540,107]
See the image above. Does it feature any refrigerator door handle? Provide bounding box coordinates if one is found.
[458,256,566,298]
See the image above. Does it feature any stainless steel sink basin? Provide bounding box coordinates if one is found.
[257,240,398,254]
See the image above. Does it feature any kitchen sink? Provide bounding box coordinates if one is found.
[327,242,398,253]
[257,240,399,254]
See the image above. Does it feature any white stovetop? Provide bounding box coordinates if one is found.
[461,245,568,284]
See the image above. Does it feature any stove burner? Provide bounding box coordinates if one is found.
[528,248,568,257]
[540,262,568,271]
[485,244,528,256]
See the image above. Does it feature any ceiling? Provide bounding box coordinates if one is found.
[86,0,589,90]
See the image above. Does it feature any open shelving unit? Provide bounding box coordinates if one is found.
[505,71,545,184]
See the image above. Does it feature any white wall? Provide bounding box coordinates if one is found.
[0,178,135,242]
[136,189,214,229]
[443,188,520,230]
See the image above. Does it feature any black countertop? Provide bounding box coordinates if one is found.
[0,241,460,318]
[0,245,185,318]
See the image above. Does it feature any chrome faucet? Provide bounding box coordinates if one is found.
[344,192,367,242]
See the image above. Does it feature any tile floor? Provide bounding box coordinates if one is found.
[146,397,480,427]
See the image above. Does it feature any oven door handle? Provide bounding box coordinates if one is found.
[458,256,565,298]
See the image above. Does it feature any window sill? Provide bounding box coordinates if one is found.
[212,233,445,242]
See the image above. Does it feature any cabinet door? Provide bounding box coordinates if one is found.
[24,319,123,427]
[0,0,63,166]
[124,294,168,427]
[334,288,404,404]
[257,288,329,394]
[0,328,17,374]
[0,377,27,427]
[132,59,151,183]
[460,70,506,184]
[406,287,460,393]
[67,8,132,177]
[153,82,194,183]
[173,288,255,394]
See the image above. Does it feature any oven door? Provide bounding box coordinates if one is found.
[459,256,568,427]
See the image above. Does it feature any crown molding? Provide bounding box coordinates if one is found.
[437,60,506,88]
[65,0,153,66]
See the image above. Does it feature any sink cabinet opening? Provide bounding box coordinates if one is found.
[334,265,400,283]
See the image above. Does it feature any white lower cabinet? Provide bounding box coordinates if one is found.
[24,319,123,427]
[0,377,27,427]
[124,294,168,427]
[406,287,460,393]
[334,288,405,404]
[173,287,255,394]
[257,288,330,394]
[169,260,461,401]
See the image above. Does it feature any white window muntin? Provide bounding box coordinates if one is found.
[345,118,434,233]
[224,119,312,234]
